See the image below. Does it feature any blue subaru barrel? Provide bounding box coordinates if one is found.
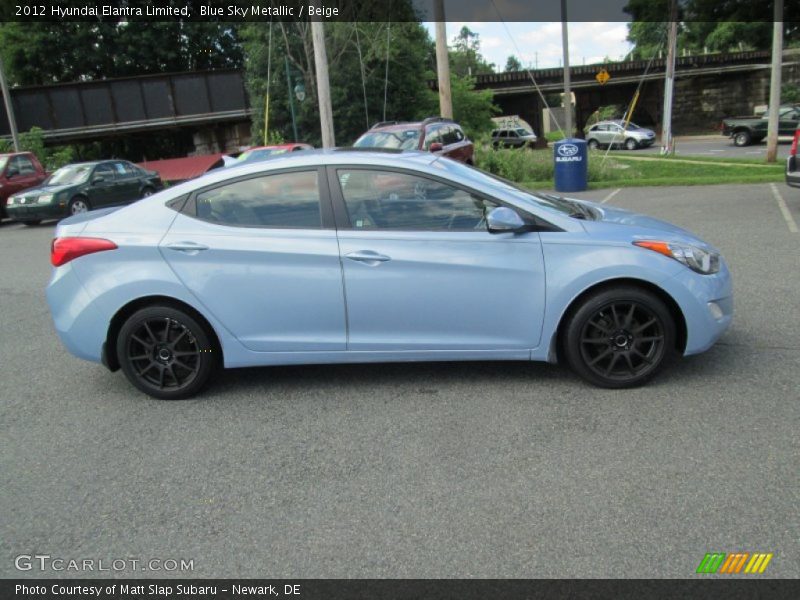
[553,138,588,192]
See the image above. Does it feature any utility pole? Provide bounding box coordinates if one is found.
[434,0,452,119]
[560,0,572,137]
[766,0,784,163]
[284,56,299,142]
[660,0,678,155]
[0,58,20,152]
[311,15,335,148]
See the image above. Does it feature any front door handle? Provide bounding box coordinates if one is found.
[345,250,391,265]
[165,241,209,253]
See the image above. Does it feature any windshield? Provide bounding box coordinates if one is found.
[354,130,421,150]
[430,158,579,216]
[621,122,642,130]
[0,157,7,172]
[237,148,288,163]
[515,128,530,136]
[46,165,92,186]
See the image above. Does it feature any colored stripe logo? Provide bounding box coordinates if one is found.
[697,552,773,574]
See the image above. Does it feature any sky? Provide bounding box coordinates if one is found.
[423,22,634,70]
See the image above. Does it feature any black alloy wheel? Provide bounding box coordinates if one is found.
[563,286,675,388]
[117,306,216,399]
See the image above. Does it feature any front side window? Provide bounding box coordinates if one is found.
[194,170,321,229]
[423,126,444,149]
[93,164,116,180]
[337,169,497,231]
[11,155,35,174]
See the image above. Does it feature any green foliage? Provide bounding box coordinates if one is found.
[242,22,435,147]
[0,127,75,170]
[448,26,495,77]
[0,22,242,85]
[782,83,800,104]
[474,145,622,184]
[417,75,499,137]
[504,56,523,72]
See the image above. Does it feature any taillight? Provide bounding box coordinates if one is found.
[791,129,800,156]
[51,237,117,267]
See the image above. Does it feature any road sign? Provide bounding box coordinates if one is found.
[596,69,610,85]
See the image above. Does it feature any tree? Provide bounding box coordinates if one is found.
[418,74,499,137]
[504,56,523,72]
[0,22,243,85]
[241,21,436,147]
[449,26,495,78]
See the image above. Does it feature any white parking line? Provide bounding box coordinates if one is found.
[770,183,799,233]
[601,188,622,204]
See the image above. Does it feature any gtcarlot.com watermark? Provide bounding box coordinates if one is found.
[14,554,194,573]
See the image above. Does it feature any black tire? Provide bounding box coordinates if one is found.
[733,130,752,147]
[624,137,638,151]
[116,305,217,400]
[68,196,91,215]
[562,286,676,388]
[23,220,42,226]
[587,139,599,150]
[141,186,155,197]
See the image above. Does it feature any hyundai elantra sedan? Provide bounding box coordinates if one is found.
[46,150,732,399]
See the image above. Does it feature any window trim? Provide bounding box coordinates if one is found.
[326,164,560,233]
[177,166,335,230]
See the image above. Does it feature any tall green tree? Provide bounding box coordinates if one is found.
[449,26,495,77]
[504,56,523,72]
[241,21,435,147]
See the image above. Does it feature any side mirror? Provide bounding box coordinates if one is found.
[487,206,527,233]
[92,175,105,184]
[429,142,443,152]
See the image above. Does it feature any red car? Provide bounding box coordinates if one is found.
[235,143,314,165]
[0,152,48,218]
[353,117,475,165]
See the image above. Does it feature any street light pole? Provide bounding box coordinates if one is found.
[766,0,784,163]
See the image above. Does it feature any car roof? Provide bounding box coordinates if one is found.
[246,144,311,150]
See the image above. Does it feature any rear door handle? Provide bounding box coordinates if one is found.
[345,250,391,265]
[165,241,209,253]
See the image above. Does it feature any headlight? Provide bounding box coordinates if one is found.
[36,193,54,204]
[6,196,16,206]
[633,240,720,275]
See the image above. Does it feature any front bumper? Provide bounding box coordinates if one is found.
[661,260,733,356]
[6,201,68,222]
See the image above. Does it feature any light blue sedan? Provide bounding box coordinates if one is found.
[46,150,732,399]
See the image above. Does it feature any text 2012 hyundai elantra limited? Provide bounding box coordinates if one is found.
[46,150,732,399]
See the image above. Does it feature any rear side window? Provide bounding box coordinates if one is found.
[193,170,321,229]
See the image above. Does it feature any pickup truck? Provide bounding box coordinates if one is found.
[722,105,800,147]
[0,152,48,218]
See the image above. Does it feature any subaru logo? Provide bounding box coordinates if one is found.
[557,144,579,157]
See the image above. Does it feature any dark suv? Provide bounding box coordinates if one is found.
[353,117,474,164]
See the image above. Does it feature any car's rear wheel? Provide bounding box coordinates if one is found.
[69,197,90,215]
[563,286,675,388]
[733,130,752,147]
[117,306,217,400]
[587,139,599,150]
[625,138,638,150]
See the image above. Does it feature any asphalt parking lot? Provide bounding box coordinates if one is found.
[636,136,792,159]
[1,183,798,579]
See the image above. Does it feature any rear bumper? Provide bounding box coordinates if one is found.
[786,155,800,188]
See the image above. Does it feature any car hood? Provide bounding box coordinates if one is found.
[573,198,717,249]
[17,183,77,195]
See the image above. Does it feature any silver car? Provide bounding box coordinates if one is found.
[491,127,538,149]
[586,120,656,150]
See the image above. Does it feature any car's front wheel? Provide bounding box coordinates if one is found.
[69,197,90,215]
[733,130,752,147]
[562,286,675,388]
[117,305,217,400]
[587,139,599,150]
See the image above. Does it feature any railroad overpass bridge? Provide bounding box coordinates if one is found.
[2,50,797,152]
[471,49,800,140]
